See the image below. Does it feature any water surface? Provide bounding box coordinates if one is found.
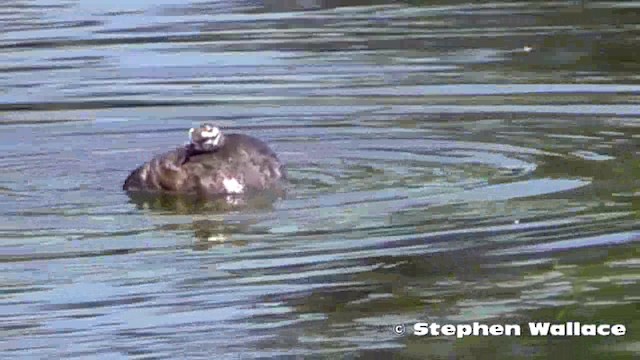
[1,0,639,358]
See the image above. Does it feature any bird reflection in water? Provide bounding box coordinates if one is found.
[129,191,279,250]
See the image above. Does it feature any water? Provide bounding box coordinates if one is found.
[1,0,639,358]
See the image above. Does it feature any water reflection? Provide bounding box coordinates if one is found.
[126,190,282,214]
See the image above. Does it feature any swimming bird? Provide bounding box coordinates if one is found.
[123,124,286,196]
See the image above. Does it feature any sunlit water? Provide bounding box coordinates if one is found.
[1,0,639,358]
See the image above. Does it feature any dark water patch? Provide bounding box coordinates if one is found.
[40,295,154,311]
[0,248,140,264]
[0,99,218,111]
[0,65,77,73]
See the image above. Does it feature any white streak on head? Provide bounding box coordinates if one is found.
[200,127,220,139]
[202,135,222,147]
[189,128,195,142]
[222,177,244,194]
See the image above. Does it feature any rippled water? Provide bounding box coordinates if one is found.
[1,0,639,358]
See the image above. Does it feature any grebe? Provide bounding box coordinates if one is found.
[123,124,286,196]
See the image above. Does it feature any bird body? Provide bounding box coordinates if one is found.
[123,126,286,197]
